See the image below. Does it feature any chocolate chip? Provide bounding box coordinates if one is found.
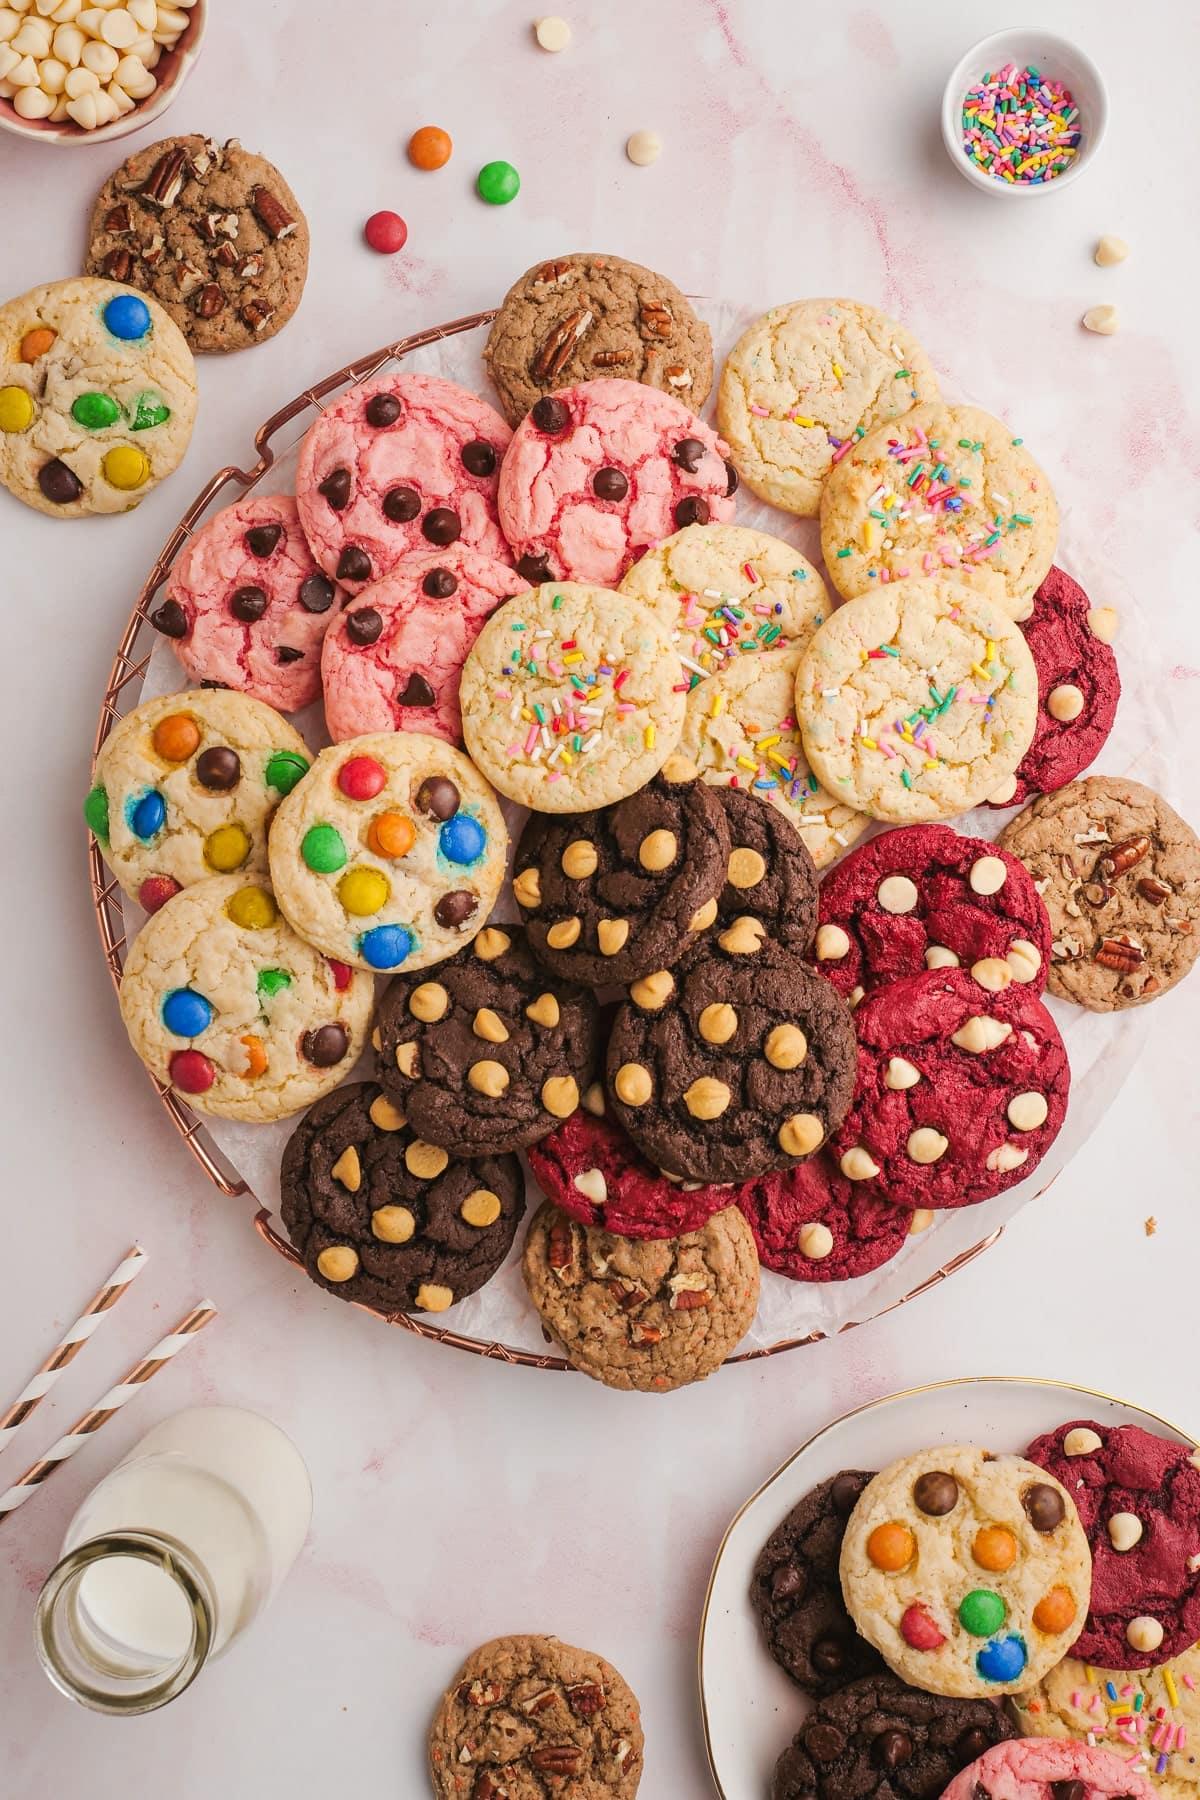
[302,1023,349,1067]
[592,466,629,501]
[674,496,710,529]
[1022,1482,1066,1533]
[954,1728,991,1766]
[872,1730,912,1770]
[318,467,351,511]
[337,546,372,584]
[415,775,459,819]
[346,607,382,646]
[770,1565,805,1603]
[38,458,83,505]
[517,552,552,585]
[531,395,569,434]
[383,485,420,523]
[397,673,436,706]
[672,437,705,472]
[1050,1784,1086,1800]
[810,1635,846,1676]
[244,523,282,557]
[461,439,497,476]
[434,889,478,928]
[276,646,304,663]
[299,574,335,614]
[913,1471,959,1516]
[972,1786,993,1800]
[724,459,739,496]
[422,567,458,599]
[229,584,267,622]
[829,1473,866,1516]
[364,393,401,428]
[802,1723,845,1763]
[422,507,461,546]
[195,746,240,790]
[151,599,188,639]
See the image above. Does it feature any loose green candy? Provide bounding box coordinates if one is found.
[476,159,520,205]
[130,392,171,431]
[958,1589,1006,1637]
[265,750,309,795]
[72,392,121,431]
[302,823,347,873]
[257,968,292,997]
[84,783,110,844]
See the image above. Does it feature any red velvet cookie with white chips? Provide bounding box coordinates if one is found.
[737,1153,914,1283]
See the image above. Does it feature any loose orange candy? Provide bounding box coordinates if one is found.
[973,1526,1017,1573]
[867,1522,915,1572]
[20,326,56,362]
[408,125,453,171]
[368,811,415,858]
[1032,1585,1076,1634]
[240,1034,268,1078]
[152,712,201,763]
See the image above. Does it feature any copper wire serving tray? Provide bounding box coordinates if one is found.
[89,310,1005,1370]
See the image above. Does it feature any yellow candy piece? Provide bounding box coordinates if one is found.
[225,885,277,929]
[102,445,150,491]
[205,824,252,873]
[0,386,34,434]
[338,866,390,916]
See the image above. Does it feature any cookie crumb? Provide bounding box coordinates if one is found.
[1144,1215,1158,1237]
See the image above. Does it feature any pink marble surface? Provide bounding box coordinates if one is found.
[0,2,1198,1794]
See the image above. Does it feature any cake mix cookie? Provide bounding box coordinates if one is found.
[320,547,524,745]
[831,969,1069,1210]
[999,778,1200,1010]
[819,402,1058,618]
[511,757,731,985]
[484,250,713,424]
[814,825,1051,1002]
[1025,1421,1200,1669]
[496,377,736,587]
[710,785,819,951]
[376,925,600,1154]
[678,649,870,868]
[772,1672,1014,1799]
[459,581,687,811]
[521,1201,759,1392]
[268,733,507,973]
[1012,1643,1200,1795]
[0,277,195,517]
[152,494,342,712]
[752,1472,884,1695]
[526,1099,736,1241]
[280,1081,523,1316]
[295,372,512,593]
[85,688,310,912]
[717,298,940,517]
[606,935,857,1184]
[737,1155,914,1283]
[942,1738,1156,1799]
[839,1445,1091,1698]
[118,874,372,1122]
[85,135,309,354]
[618,522,830,682]
[795,578,1038,823]
[428,1634,643,1798]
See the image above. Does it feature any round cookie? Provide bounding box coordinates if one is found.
[320,547,523,745]
[512,757,731,985]
[618,522,830,683]
[752,1472,885,1695]
[496,377,736,588]
[268,732,507,973]
[376,924,601,1155]
[839,1444,1091,1698]
[295,372,512,593]
[710,785,819,951]
[606,933,857,1184]
[85,135,309,354]
[483,250,713,425]
[717,298,940,517]
[85,688,310,912]
[152,494,343,712]
[942,1739,1156,1799]
[678,648,870,868]
[1012,1644,1200,1797]
[521,1200,760,1392]
[737,1155,915,1283]
[0,277,195,517]
[1025,1420,1200,1669]
[999,778,1200,1010]
[459,581,687,812]
[987,568,1120,808]
[819,401,1058,619]
[428,1634,644,1798]
[118,874,372,1123]
[795,577,1038,823]
[280,1081,523,1316]
[814,825,1052,1002]
[831,969,1070,1210]
[772,1672,1015,1800]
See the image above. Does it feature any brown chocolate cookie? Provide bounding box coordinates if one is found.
[605,933,857,1183]
[752,1472,884,1696]
[483,251,713,425]
[999,776,1200,1009]
[428,1634,644,1797]
[375,924,600,1154]
[279,1082,523,1316]
[521,1200,760,1391]
[85,135,309,353]
[711,784,819,951]
[512,756,731,986]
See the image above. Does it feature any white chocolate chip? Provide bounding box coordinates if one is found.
[572,1167,607,1205]
[848,985,864,1010]
[1094,234,1129,266]
[798,1222,834,1261]
[1107,1512,1143,1552]
[1087,605,1118,643]
[925,945,960,970]
[1064,1426,1102,1457]
[625,129,662,166]
[971,957,1012,994]
[1127,1616,1164,1654]
[907,1128,949,1165]
[986,1143,1028,1173]
[12,77,52,110]
[884,1056,921,1090]
[877,875,919,915]
[968,855,1008,896]
[1048,683,1085,722]
[36,49,64,85]
[840,1146,880,1182]
[815,923,850,962]
[99,6,137,46]
[534,14,570,50]
[1006,939,1042,984]
[1007,1091,1048,1132]
[7,49,38,80]
[988,773,1018,806]
[1083,304,1119,335]
[951,1015,1012,1054]
[908,1209,935,1234]
[63,59,96,90]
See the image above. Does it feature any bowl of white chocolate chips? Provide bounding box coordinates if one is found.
[0,0,205,144]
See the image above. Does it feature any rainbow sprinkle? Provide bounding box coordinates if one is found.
[961,63,1082,185]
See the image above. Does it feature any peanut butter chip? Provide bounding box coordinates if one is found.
[718,915,764,955]
[630,969,674,1009]
[368,1094,406,1131]
[968,855,1008,896]
[907,1127,949,1164]
[370,1025,382,1052]
[684,1076,731,1119]
[371,1205,415,1243]
[1048,683,1084,722]
[460,1189,501,1228]
[779,1113,824,1157]
[409,981,449,1022]
[473,1007,509,1043]
[840,1145,880,1181]
[765,1023,807,1069]
[394,1041,419,1078]
[513,867,542,909]
[406,1140,449,1179]
[330,1145,361,1192]
[317,1245,359,1282]
[884,1056,921,1089]
[660,752,698,783]
[597,918,630,955]
[560,839,598,879]
[526,992,560,1027]
[581,1081,605,1116]
[798,1222,834,1260]
[541,1075,579,1117]
[546,917,581,949]
[878,875,919,914]
[688,896,718,932]
[815,923,851,961]
[699,1002,737,1044]
[474,927,511,960]
[639,828,677,871]
[1007,1090,1048,1132]
[1064,1426,1102,1456]
[615,1062,652,1106]
[971,957,1012,993]
[925,945,960,970]
[468,1059,509,1097]
[1007,939,1042,983]
[415,1283,454,1313]
[727,846,766,889]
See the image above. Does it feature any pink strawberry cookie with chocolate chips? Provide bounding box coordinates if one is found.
[942,1737,1155,1799]
[498,378,738,587]
[321,546,524,745]
[295,373,513,595]
[737,1153,914,1283]
[153,494,342,712]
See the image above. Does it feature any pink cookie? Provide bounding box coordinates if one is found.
[295,373,513,594]
[942,1737,1155,1798]
[152,495,342,713]
[321,547,524,744]
[497,378,738,587]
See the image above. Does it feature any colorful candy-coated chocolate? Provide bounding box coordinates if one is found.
[302,823,347,873]
[204,823,251,872]
[867,1522,915,1572]
[129,789,166,841]
[103,294,152,341]
[367,812,415,858]
[358,923,414,969]
[958,1589,1007,1637]
[327,959,352,991]
[337,755,386,801]
[1031,1585,1076,1633]
[476,159,520,205]
[169,1048,215,1094]
[19,327,55,361]
[38,458,82,504]
[256,968,292,997]
[0,386,34,433]
[72,392,121,431]
[84,784,110,844]
[152,712,200,763]
[975,1633,1027,1682]
[225,885,278,930]
[301,1023,349,1067]
[899,1603,945,1650]
[438,812,486,864]
[408,125,453,170]
[130,393,170,431]
[337,866,390,915]
[973,1527,1018,1573]
[161,986,214,1038]
[138,874,180,914]
[103,445,150,490]
[364,210,408,254]
[240,1033,268,1077]
[265,750,310,795]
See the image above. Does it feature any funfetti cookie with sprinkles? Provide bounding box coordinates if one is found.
[717,299,940,518]
[795,577,1038,824]
[820,401,1058,620]
[459,580,687,811]
[1011,1640,1200,1795]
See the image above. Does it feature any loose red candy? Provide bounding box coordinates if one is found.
[139,874,182,914]
[337,755,387,801]
[169,1049,215,1094]
[327,959,352,991]
[900,1603,945,1651]
[364,211,408,255]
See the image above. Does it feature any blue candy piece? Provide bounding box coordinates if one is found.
[439,812,486,865]
[975,1633,1026,1683]
[358,924,414,970]
[104,294,152,341]
[129,788,166,840]
[161,987,214,1037]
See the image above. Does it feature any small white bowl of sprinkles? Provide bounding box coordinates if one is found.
[941,28,1107,197]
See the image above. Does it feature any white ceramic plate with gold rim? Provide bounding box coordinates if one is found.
[697,1376,1197,1800]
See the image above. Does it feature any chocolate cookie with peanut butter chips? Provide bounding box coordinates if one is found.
[709,785,819,951]
[376,924,601,1154]
[86,136,309,354]
[280,1082,523,1317]
[512,755,731,986]
[1000,776,1200,1010]
[752,1471,884,1696]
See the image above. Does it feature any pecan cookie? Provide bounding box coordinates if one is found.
[376,924,600,1154]
[521,1201,760,1391]
[428,1634,643,1797]
[999,777,1200,1010]
[752,1471,884,1695]
[280,1082,523,1317]
[483,250,712,424]
[512,755,731,985]
[709,785,819,952]
[85,135,309,354]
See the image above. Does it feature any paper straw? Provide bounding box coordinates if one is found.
[0,1245,149,1458]
[0,1301,217,1524]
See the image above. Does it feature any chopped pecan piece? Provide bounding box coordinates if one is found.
[631,1324,662,1345]
[472,1775,508,1799]
[548,1217,575,1276]
[566,1681,605,1716]
[1080,881,1111,908]
[529,1745,584,1775]
[235,252,264,280]
[141,234,166,267]
[102,248,134,282]
[591,348,633,368]
[240,298,275,333]
[1137,876,1171,905]
[638,299,673,339]
[140,145,189,208]
[193,283,226,319]
[214,242,239,268]
[1095,935,1145,972]
[1097,833,1151,878]
[519,1688,557,1715]
[669,1271,711,1309]
[459,1677,505,1706]
[103,202,132,233]
[530,308,594,382]
[251,185,298,239]
[532,259,577,290]
[609,1279,649,1312]
[664,363,693,387]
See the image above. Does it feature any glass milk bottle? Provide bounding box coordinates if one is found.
[35,1406,311,1715]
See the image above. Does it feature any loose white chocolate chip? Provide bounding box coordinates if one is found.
[461,1189,502,1228]
[907,1128,949,1165]
[581,1081,605,1117]
[1007,939,1042,984]
[371,1205,415,1244]
[884,1056,921,1090]
[840,1145,880,1181]
[699,1002,738,1045]
[540,1075,578,1118]
[688,896,718,933]
[971,957,1012,994]
[1108,1511,1143,1552]
[1094,234,1129,266]
[815,923,851,961]
[878,875,919,915]
[988,773,1019,806]
[1007,1091,1048,1132]
[472,1007,509,1044]
[1087,605,1118,643]
[409,981,449,1023]
[534,14,571,51]
[765,1023,807,1069]
[330,1146,361,1193]
[638,828,677,872]
[597,918,629,956]
[684,1077,731,1120]
[317,1245,358,1283]
[925,945,960,970]
[625,128,662,166]
[1048,683,1085,722]
[1064,1426,1103,1457]
[560,839,597,879]
[986,1143,1028,1173]
[951,1015,1012,1054]
[572,1167,607,1205]
[614,1063,652,1106]
[630,969,674,1010]
[798,1222,834,1261]
[969,855,1008,897]
[847,985,865,1010]
[908,1208,935,1235]
[513,867,542,908]
[1127,1616,1164,1654]
[728,846,766,889]
[779,1114,824,1157]
[1083,304,1119,335]
[546,917,581,949]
